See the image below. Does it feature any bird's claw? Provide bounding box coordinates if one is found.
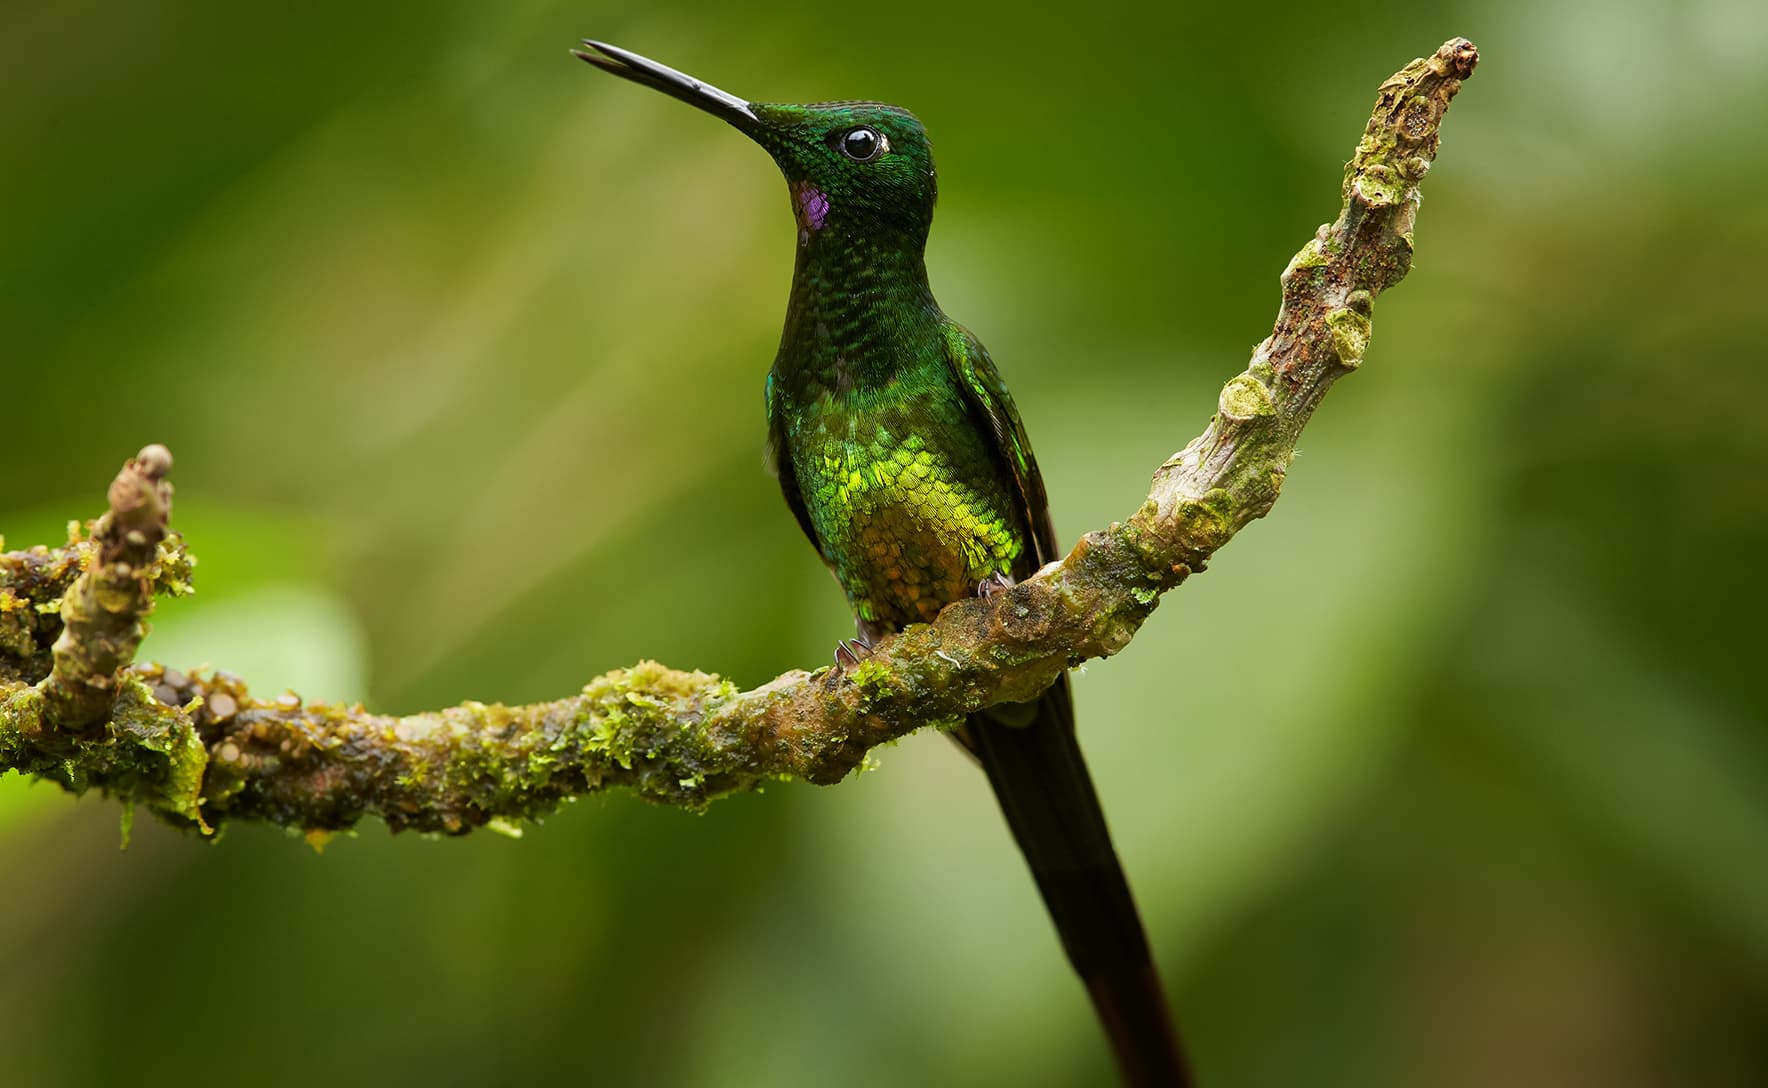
[824,637,874,690]
[834,638,872,668]
[976,571,1014,600]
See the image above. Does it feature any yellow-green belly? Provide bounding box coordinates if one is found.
[798,407,1024,631]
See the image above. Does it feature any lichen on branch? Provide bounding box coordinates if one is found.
[0,38,1479,837]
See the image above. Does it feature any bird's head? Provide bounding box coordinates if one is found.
[576,41,938,240]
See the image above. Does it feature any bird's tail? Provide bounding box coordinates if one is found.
[964,676,1191,1087]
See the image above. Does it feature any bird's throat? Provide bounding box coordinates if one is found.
[775,217,941,399]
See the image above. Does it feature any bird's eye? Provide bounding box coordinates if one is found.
[839,126,887,162]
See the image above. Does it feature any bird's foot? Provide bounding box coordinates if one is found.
[976,571,1015,600]
[834,637,873,669]
[824,637,874,690]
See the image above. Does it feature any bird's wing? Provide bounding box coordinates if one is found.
[765,370,822,553]
[941,323,1059,569]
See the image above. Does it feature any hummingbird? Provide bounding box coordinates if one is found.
[576,41,1188,1086]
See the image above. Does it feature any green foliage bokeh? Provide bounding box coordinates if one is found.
[3,2,1765,1085]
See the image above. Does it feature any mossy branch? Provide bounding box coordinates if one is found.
[0,39,1478,836]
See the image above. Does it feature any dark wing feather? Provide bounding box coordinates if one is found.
[941,323,1059,569]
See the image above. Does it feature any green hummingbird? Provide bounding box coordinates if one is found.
[576,41,1188,1086]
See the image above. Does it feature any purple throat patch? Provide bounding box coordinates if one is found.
[793,183,830,234]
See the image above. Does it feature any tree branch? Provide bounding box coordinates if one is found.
[0,39,1479,836]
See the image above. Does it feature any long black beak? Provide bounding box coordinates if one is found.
[573,41,759,130]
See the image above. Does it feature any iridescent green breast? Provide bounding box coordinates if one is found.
[791,383,1024,630]
[765,217,1035,633]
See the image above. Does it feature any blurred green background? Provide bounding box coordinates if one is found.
[4,1,1765,1085]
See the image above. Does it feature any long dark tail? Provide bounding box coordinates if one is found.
[963,676,1191,1087]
